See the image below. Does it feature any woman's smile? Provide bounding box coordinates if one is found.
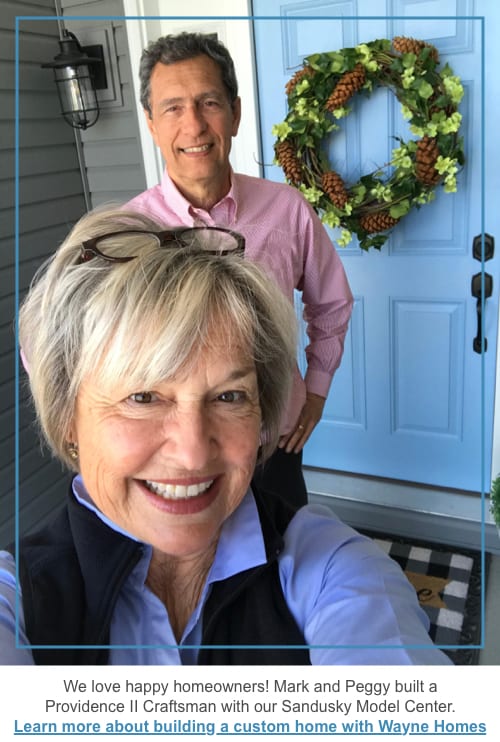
[138,477,221,516]
[144,477,215,498]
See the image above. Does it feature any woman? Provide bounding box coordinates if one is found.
[1,207,451,665]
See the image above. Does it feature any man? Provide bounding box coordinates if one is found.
[127,32,353,508]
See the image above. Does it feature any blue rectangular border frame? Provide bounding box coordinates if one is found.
[14,13,487,654]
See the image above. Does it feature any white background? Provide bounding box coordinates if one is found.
[2,664,499,740]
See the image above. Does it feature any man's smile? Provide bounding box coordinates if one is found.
[180,144,212,154]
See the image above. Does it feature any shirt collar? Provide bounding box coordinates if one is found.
[208,488,266,582]
[160,168,238,225]
[71,475,265,585]
[160,169,192,224]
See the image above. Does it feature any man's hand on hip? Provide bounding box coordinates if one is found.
[278,392,326,454]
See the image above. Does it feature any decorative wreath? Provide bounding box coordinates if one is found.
[273,37,465,250]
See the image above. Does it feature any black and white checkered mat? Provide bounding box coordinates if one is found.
[363,531,489,664]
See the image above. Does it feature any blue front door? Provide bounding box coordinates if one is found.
[253,1,498,491]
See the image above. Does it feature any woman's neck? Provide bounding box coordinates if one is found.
[146,545,217,643]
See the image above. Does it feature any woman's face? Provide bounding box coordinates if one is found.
[70,343,262,560]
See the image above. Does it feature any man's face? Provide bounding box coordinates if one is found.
[144,55,241,204]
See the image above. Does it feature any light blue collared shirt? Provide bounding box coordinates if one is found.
[0,477,452,665]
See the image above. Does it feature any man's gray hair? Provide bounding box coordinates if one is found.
[139,32,239,115]
[19,207,297,469]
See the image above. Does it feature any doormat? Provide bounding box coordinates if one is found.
[360,530,490,665]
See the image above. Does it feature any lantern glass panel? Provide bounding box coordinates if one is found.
[54,65,99,129]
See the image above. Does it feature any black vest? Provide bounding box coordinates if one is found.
[11,481,311,665]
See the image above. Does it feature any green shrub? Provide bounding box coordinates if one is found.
[490,474,500,527]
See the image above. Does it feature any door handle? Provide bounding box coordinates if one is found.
[473,233,494,261]
[471,272,493,353]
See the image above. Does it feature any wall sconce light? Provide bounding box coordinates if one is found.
[41,30,107,130]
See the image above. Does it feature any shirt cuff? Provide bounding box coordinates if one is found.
[304,368,333,399]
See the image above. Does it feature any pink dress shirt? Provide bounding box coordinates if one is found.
[126,170,353,435]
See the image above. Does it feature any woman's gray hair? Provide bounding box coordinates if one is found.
[139,32,239,115]
[19,207,297,469]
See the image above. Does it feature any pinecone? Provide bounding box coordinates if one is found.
[325,63,366,112]
[322,171,349,209]
[415,135,441,185]
[359,212,399,234]
[275,141,303,185]
[392,36,439,64]
[285,65,314,96]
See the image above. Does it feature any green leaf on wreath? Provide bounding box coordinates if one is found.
[417,79,434,99]
[402,52,417,68]
[390,200,411,218]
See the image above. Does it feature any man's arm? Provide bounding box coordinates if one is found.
[280,199,353,453]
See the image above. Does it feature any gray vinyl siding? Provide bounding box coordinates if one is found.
[61,0,148,207]
[1,1,88,547]
[2,1,147,547]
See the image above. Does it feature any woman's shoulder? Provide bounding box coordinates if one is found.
[279,506,452,665]
[0,551,36,665]
[0,549,16,578]
[283,504,382,562]
[279,504,418,615]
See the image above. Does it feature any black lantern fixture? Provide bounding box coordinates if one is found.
[41,30,107,130]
